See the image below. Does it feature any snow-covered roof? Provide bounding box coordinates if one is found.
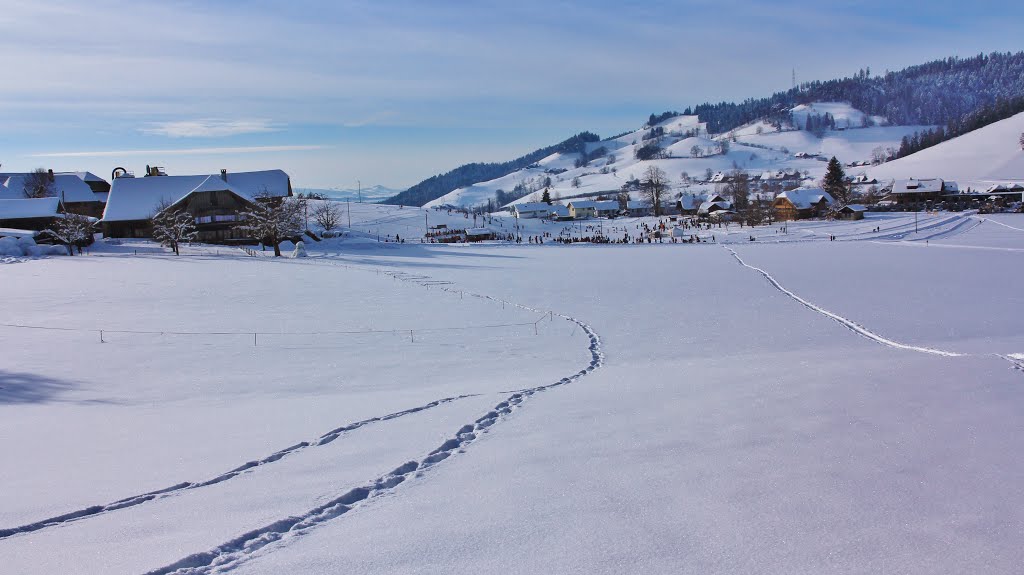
[0,227,39,238]
[512,202,554,213]
[103,170,290,222]
[0,173,101,204]
[567,200,599,209]
[0,197,61,220]
[677,194,703,210]
[892,178,943,194]
[592,201,620,211]
[698,200,732,214]
[775,189,835,209]
[466,227,493,236]
[840,204,867,212]
[550,205,569,216]
[626,200,649,209]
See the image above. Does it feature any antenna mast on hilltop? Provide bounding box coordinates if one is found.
[792,68,797,90]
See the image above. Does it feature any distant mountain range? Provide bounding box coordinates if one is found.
[387,51,1024,207]
[296,184,401,202]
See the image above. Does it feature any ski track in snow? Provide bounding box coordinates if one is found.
[724,247,964,357]
[974,216,1024,233]
[137,257,604,575]
[0,395,479,540]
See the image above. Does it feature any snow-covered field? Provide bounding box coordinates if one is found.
[2,206,1024,574]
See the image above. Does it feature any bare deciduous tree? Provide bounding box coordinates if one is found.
[152,199,197,256]
[235,192,306,257]
[23,168,55,199]
[641,166,669,216]
[311,201,342,233]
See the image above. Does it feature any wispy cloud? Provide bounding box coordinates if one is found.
[141,119,280,138]
[29,145,327,158]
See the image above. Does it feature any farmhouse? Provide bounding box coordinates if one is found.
[772,189,834,221]
[102,169,292,243]
[0,197,63,231]
[0,170,109,218]
[889,178,958,206]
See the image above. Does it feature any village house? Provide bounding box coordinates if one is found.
[772,188,835,221]
[592,201,621,218]
[697,193,733,217]
[0,197,64,231]
[510,202,557,219]
[567,200,599,219]
[101,169,292,243]
[626,200,652,217]
[0,170,109,218]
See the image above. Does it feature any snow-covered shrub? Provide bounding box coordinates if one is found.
[0,237,21,257]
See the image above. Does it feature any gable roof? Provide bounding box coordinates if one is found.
[567,200,599,209]
[775,188,835,210]
[0,197,61,220]
[103,170,290,222]
[592,201,620,211]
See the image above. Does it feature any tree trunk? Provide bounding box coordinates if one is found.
[273,242,281,257]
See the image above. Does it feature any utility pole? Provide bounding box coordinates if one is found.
[915,211,918,233]
[425,211,428,235]
[357,180,362,204]
[347,198,351,228]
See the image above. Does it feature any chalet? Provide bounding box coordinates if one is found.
[102,169,292,243]
[510,202,556,219]
[836,204,867,220]
[0,170,109,218]
[772,189,834,221]
[567,201,599,219]
[0,197,63,231]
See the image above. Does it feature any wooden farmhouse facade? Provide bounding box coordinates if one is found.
[772,189,834,221]
[101,169,293,243]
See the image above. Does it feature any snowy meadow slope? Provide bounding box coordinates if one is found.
[2,209,1024,574]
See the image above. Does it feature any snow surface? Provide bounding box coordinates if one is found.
[2,204,1024,574]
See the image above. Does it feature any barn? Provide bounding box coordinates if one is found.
[837,204,867,220]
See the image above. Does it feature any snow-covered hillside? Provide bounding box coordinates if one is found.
[424,103,925,209]
[869,111,1024,190]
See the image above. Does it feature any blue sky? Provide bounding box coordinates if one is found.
[1,0,1021,189]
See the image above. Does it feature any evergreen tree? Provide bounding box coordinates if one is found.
[822,157,849,205]
[541,188,552,205]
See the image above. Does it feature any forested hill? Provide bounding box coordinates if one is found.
[383,132,599,206]
[691,51,1024,133]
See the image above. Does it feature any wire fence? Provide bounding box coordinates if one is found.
[0,314,552,346]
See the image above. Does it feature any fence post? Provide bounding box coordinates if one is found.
[410,330,414,343]
[254,333,257,347]
[99,330,105,343]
